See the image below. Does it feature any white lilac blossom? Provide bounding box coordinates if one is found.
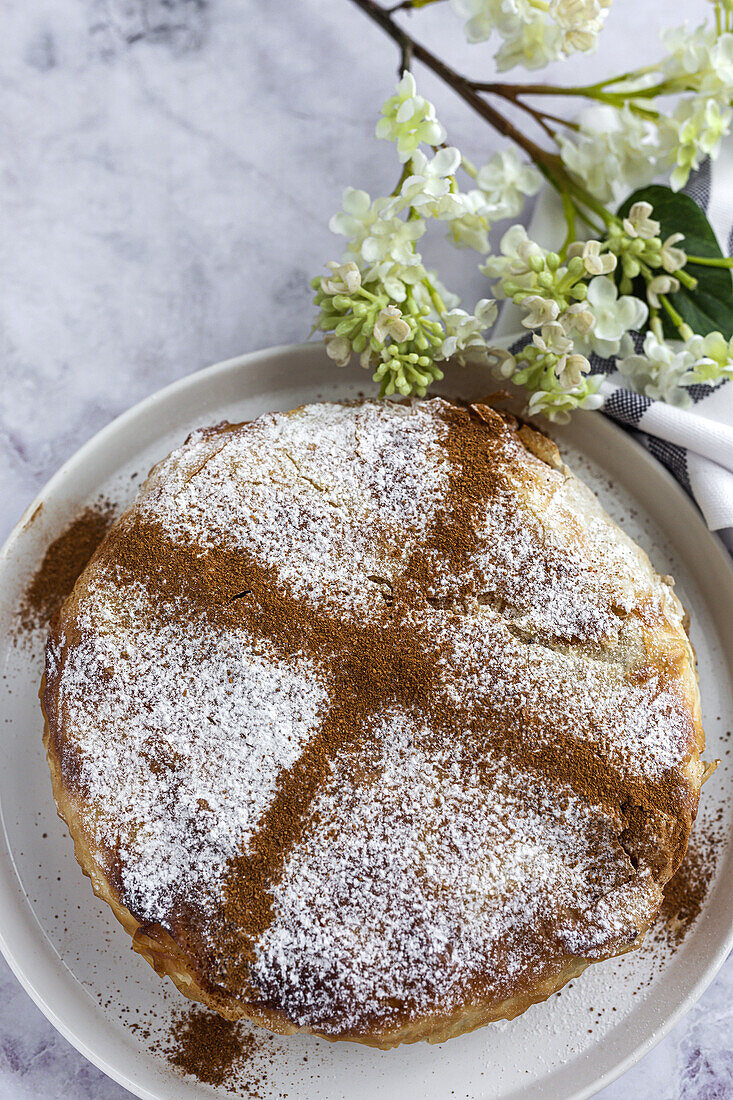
[549,0,611,53]
[661,26,733,95]
[314,44,733,422]
[324,333,353,368]
[441,300,499,360]
[398,147,539,253]
[556,353,594,389]
[660,24,718,84]
[312,81,502,402]
[646,274,681,310]
[450,0,538,45]
[502,322,603,423]
[567,239,617,277]
[445,192,493,252]
[357,213,426,268]
[617,332,699,406]
[605,212,666,295]
[685,331,733,384]
[560,108,661,203]
[618,329,733,404]
[622,202,660,240]
[320,261,362,296]
[495,16,564,71]
[329,188,379,241]
[474,149,542,219]
[330,189,425,294]
[329,188,427,302]
[574,276,648,359]
[313,242,500,395]
[397,147,462,215]
[493,241,592,314]
[664,97,733,190]
[481,224,546,284]
[450,0,610,67]
[520,295,561,328]
[660,233,687,273]
[373,305,413,344]
[375,72,447,162]
[658,26,733,188]
[533,321,573,359]
[561,301,595,338]
[524,377,604,421]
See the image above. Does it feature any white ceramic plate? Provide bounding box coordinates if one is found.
[1,343,732,1100]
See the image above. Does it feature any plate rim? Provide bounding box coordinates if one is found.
[1,339,732,1100]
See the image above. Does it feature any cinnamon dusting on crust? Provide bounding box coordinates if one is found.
[42,399,706,1037]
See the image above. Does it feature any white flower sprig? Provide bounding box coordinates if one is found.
[554,17,733,196]
[450,0,612,70]
[353,0,733,204]
[312,77,542,397]
[618,330,733,406]
[616,327,733,405]
[376,73,446,161]
[314,0,733,422]
[480,227,645,420]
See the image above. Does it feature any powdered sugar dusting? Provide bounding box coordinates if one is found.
[140,400,451,614]
[252,712,641,1033]
[439,614,691,780]
[45,398,701,1036]
[52,579,327,923]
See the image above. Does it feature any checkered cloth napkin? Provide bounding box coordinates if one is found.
[496,157,733,551]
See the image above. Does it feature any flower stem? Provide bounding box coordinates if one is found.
[686,254,733,268]
[358,287,384,303]
[650,311,664,340]
[424,273,447,314]
[349,0,627,263]
[676,268,698,290]
[560,172,617,228]
[460,155,478,179]
[587,64,661,90]
[392,159,413,196]
[471,75,678,115]
[560,192,576,257]
[659,294,693,340]
[489,89,576,137]
[647,312,664,341]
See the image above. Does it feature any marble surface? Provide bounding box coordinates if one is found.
[1,0,731,1096]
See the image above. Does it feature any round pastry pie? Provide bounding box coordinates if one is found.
[42,398,706,1047]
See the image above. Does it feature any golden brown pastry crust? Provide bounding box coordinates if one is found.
[41,398,706,1047]
[43,711,602,1047]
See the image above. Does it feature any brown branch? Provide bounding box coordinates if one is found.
[389,0,447,11]
[346,0,615,229]
[471,80,586,98]
[347,0,561,174]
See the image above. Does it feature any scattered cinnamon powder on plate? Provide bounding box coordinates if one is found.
[652,809,724,948]
[18,504,115,632]
[160,1006,274,1097]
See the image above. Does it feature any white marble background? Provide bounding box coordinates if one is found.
[1,0,732,1096]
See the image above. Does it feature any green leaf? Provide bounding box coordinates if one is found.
[618,184,733,339]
